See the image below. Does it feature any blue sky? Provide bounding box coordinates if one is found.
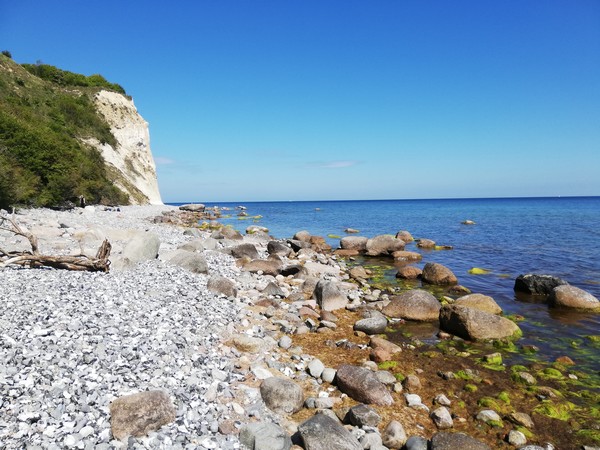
[1,1,599,202]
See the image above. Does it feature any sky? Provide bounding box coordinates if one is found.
[1,1,599,202]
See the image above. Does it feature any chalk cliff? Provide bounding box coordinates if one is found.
[84,90,163,205]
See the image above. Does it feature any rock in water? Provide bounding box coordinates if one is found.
[439,305,521,341]
[382,290,441,321]
[366,234,405,256]
[548,285,600,310]
[454,293,502,314]
[514,274,568,296]
[260,377,304,415]
[179,203,205,212]
[340,236,368,252]
[335,364,393,405]
[110,390,176,440]
[298,414,362,450]
[421,262,458,285]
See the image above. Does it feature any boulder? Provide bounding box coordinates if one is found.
[262,282,285,297]
[369,336,402,355]
[288,239,312,252]
[122,232,160,263]
[207,275,237,297]
[267,240,292,257]
[548,285,600,310]
[392,251,422,262]
[239,422,292,450]
[422,263,457,285]
[431,406,454,429]
[179,203,205,212]
[314,280,348,311]
[353,313,388,335]
[298,414,362,450]
[439,305,521,341]
[232,335,268,353]
[335,364,393,406]
[396,230,414,242]
[514,274,568,296]
[294,230,312,242]
[178,239,205,252]
[260,377,304,415]
[382,420,408,449]
[455,293,502,314]
[340,236,368,252]
[110,390,176,440]
[416,238,435,249]
[366,235,405,256]
[430,432,491,450]
[349,266,369,280]
[346,404,381,427]
[243,259,283,276]
[396,266,422,279]
[166,250,208,274]
[231,243,260,260]
[382,290,441,322]
[211,226,243,240]
[309,235,331,252]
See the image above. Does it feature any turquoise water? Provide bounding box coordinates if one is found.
[172,197,600,373]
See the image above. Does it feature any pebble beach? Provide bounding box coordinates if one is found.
[1,205,599,450]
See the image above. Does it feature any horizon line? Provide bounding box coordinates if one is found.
[164,194,600,205]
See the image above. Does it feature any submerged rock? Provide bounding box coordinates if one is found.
[454,293,502,314]
[366,234,405,256]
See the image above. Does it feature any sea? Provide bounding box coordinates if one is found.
[170,197,600,376]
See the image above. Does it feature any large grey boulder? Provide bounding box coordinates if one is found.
[346,404,381,427]
[179,203,205,212]
[439,305,521,341]
[421,263,457,285]
[298,414,362,450]
[166,250,208,274]
[455,293,502,315]
[239,422,292,450]
[353,313,388,335]
[382,290,441,321]
[260,377,304,415]
[243,259,283,276]
[267,240,293,257]
[430,432,491,450]
[549,285,600,310]
[122,232,160,263]
[109,390,175,440]
[335,364,393,406]
[231,243,260,260]
[514,274,568,296]
[207,275,237,297]
[340,236,368,252]
[366,235,405,256]
[314,280,348,311]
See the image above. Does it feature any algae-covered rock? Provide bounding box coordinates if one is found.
[422,263,458,285]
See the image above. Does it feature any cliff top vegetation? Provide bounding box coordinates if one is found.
[0,53,130,209]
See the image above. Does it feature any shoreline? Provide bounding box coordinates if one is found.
[0,205,598,449]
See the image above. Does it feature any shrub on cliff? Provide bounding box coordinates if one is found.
[0,54,130,209]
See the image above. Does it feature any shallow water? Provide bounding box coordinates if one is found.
[172,197,600,374]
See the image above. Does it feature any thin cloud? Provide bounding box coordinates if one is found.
[309,160,358,169]
[154,156,175,165]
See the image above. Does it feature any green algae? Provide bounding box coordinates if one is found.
[468,267,491,275]
[394,373,405,382]
[538,367,564,380]
[377,361,398,370]
[497,391,511,404]
[493,339,518,353]
[533,400,576,421]
[464,384,478,392]
[455,370,475,380]
[327,234,341,239]
[576,429,600,444]
[486,419,504,428]
[515,426,534,439]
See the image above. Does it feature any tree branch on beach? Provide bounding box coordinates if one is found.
[0,216,111,272]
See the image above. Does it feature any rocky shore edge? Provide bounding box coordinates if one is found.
[1,204,599,450]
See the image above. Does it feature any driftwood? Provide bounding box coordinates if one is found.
[0,215,111,272]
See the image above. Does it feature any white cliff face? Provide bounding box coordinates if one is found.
[86,90,163,205]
